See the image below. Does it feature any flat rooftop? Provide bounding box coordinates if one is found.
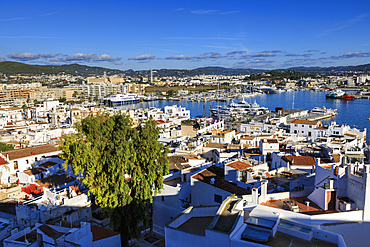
[211,200,238,233]
[163,177,181,186]
[256,232,337,247]
[261,197,338,215]
[177,216,214,236]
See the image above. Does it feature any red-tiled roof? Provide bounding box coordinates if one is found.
[0,156,7,165]
[91,225,120,242]
[282,155,316,166]
[262,138,278,143]
[241,136,255,140]
[38,161,58,168]
[182,154,205,160]
[1,144,60,160]
[35,174,75,188]
[226,160,251,171]
[192,166,250,195]
[22,184,44,195]
[23,168,46,176]
[39,225,63,239]
[291,119,319,125]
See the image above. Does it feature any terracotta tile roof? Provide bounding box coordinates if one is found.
[169,155,190,172]
[23,168,46,176]
[1,144,60,160]
[291,119,319,125]
[69,185,82,195]
[182,154,205,160]
[241,136,255,140]
[0,156,7,165]
[262,139,278,143]
[39,161,58,169]
[22,184,44,195]
[35,174,75,188]
[204,143,228,149]
[226,160,251,171]
[91,225,120,242]
[282,155,316,166]
[0,200,18,215]
[192,166,250,195]
[15,229,38,244]
[39,225,63,239]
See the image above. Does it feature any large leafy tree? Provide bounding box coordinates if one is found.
[0,142,14,152]
[60,113,169,245]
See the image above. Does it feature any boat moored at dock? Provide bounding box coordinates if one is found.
[103,93,140,106]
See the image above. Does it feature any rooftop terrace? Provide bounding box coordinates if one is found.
[261,197,338,215]
[177,216,214,236]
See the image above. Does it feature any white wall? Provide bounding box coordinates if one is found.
[308,187,326,210]
[93,234,121,247]
[191,178,236,207]
[321,221,370,247]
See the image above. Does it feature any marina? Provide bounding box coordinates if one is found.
[115,90,370,140]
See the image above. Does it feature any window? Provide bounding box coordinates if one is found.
[308,132,312,136]
[161,196,164,201]
[302,125,304,127]
[214,194,222,203]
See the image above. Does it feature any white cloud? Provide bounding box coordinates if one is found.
[128,54,156,60]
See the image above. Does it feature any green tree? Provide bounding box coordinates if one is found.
[60,113,169,246]
[0,142,14,152]
[167,89,175,97]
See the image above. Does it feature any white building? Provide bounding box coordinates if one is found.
[290,119,321,138]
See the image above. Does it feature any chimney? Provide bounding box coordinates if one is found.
[252,188,258,204]
[329,178,335,189]
[260,181,267,203]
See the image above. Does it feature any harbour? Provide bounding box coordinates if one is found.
[115,90,370,140]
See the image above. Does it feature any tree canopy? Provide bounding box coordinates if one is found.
[60,113,169,245]
[0,142,14,152]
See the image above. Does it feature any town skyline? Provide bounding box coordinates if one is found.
[1,0,369,70]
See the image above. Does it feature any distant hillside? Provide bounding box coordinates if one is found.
[43,64,124,75]
[1,61,369,77]
[0,61,65,75]
[288,63,370,73]
[128,67,267,77]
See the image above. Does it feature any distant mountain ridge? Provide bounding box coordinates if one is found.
[0,61,369,76]
[43,63,124,75]
[287,63,370,73]
[0,61,65,75]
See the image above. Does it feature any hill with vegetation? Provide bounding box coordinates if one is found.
[288,63,370,74]
[43,63,124,75]
[0,61,65,75]
[1,61,369,77]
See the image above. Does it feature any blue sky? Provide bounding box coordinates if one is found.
[1,0,369,70]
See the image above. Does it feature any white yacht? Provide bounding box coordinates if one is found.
[103,93,139,106]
